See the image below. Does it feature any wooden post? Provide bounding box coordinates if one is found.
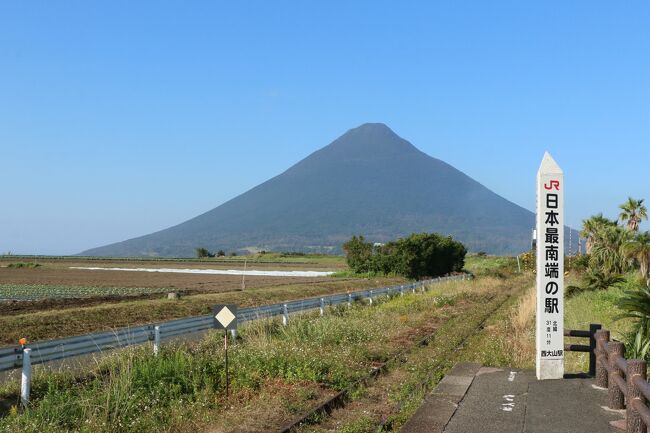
[589,323,601,377]
[608,341,625,410]
[595,330,609,388]
[627,359,647,433]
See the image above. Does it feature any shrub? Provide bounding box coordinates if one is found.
[195,247,214,258]
[6,262,41,269]
[342,233,466,279]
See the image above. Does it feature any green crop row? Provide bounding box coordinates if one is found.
[0,284,172,301]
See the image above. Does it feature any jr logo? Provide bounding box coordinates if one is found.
[544,180,560,190]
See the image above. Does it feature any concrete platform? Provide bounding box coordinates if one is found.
[400,363,625,433]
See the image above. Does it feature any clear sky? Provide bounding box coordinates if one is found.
[1,1,648,255]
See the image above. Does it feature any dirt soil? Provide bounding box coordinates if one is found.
[0,258,345,315]
[0,267,335,290]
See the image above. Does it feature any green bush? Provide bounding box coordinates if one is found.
[6,262,41,269]
[195,247,213,258]
[342,233,466,279]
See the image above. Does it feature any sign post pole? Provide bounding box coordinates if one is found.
[212,304,238,397]
[224,331,229,398]
[536,152,564,380]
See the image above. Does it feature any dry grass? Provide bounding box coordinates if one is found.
[509,285,536,367]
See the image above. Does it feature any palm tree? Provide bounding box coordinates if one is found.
[619,197,648,232]
[590,225,631,275]
[580,214,617,254]
[624,231,650,286]
[617,285,650,359]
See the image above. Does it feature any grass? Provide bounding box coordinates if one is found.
[564,285,632,372]
[0,278,499,433]
[463,254,518,277]
[331,270,399,278]
[459,264,635,374]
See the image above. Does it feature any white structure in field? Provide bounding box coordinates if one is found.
[536,152,564,380]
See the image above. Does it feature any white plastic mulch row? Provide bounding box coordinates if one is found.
[69,266,335,277]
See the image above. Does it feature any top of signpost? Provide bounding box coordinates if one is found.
[538,151,563,175]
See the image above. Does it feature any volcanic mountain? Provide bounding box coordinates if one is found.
[82,123,556,257]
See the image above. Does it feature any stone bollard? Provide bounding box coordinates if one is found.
[607,341,625,410]
[595,330,610,388]
[627,359,647,433]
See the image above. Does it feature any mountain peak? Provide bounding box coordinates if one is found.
[324,122,418,158]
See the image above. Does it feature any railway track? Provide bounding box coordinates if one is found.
[276,290,514,433]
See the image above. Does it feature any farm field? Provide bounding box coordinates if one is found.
[0,255,346,303]
[0,255,402,344]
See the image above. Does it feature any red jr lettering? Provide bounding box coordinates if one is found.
[544,180,560,190]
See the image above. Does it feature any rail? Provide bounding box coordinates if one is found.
[564,326,650,433]
[591,329,650,433]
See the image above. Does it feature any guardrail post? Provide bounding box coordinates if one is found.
[20,348,31,407]
[347,293,352,307]
[627,359,647,433]
[589,323,602,377]
[153,325,161,356]
[368,290,373,305]
[282,304,289,326]
[608,341,625,410]
[595,330,609,388]
[320,298,325,317]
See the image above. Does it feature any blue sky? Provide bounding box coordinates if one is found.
[1,1,648,255]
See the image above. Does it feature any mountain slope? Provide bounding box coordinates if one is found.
[82,123,556,257]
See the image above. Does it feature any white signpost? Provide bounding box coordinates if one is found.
[536,152,564,380]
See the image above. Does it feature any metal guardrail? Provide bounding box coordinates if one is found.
[0,274,469,373]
